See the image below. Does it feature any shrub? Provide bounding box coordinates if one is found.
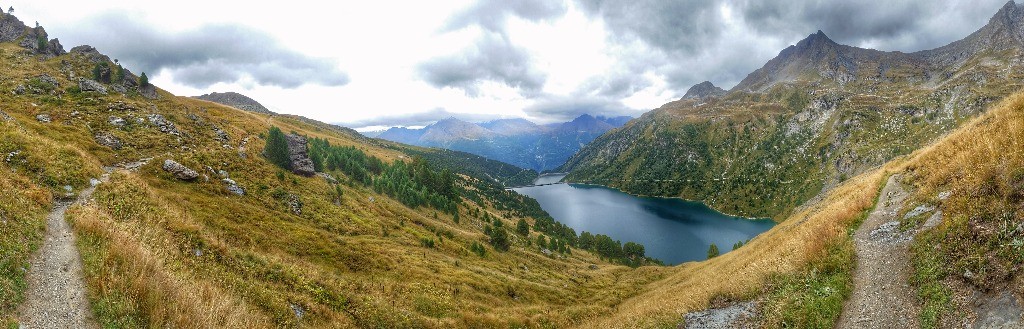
[707,243,720,259]
[516,218,529,236]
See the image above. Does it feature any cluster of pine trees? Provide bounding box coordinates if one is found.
[271,132,463,215]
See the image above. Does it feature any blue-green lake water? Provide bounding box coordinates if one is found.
[513,174,775,265]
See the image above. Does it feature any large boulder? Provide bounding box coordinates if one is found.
[140,84,159,100]
[285,133,315,176]
[162,159,199,181]
[78,78,107,94]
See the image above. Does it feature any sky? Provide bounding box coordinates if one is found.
[9,0,1010,130]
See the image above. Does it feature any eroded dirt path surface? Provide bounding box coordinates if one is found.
[836,175,920,328]
[16,172,109,329]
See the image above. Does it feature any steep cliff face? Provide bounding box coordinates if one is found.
[563,2,1024,219]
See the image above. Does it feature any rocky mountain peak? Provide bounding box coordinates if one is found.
[682,81,726,100]
[918,1,1024,65]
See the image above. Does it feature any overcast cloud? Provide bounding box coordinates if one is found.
[14,0,1012,129]
[60,13,349,89]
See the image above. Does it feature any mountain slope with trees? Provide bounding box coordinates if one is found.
[562,1,1024,220]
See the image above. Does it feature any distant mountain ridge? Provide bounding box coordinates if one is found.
[194,92,274,115]
[376,114,631,171]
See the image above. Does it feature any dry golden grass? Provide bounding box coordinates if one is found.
[577,164,891,328]
[579,88,1024,328]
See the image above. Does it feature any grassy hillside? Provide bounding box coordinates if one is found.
[573,86,1024,329]
[562,43,1021,220]
[0,40,671,327]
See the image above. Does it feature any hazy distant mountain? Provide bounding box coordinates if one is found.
[193,92,274,114]
[479,118,545,135]
[376,115,631,171]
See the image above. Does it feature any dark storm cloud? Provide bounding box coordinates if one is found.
[340,108,505,129]
[62,13,349,89]
[417,32,545,96]
[731,0,1008,52]
[573,0,1010,93]
[577,0,724,54]
[417,0,564,95]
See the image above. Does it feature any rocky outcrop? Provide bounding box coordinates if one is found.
[93,132,122,150]
[77,78,107,94]
[222,178,245,195]
[69,45,111,64]
[0,12,27,43]
[285,133,315,176]
[140,84,159,100]
[682,81,726,100]
[147,114,179,135]
[19,26,65,58]
[193,92,275,115]
[35,114,50,123]
[162,160,198,181]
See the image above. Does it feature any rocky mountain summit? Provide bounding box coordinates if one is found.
[194,92,275,115]
[682,81,726,100]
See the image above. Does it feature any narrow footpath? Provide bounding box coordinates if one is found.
[16,171,109,328]
[836,174,920,328]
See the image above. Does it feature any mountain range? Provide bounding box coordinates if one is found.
[2,3,1023,328]
[376,114,631,172]
[562,0,1024,220]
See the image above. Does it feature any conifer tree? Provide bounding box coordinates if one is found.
[264,127,291,170]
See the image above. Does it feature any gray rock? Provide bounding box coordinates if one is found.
[903,204,936,220]
[213,126,229,142]
[222,178,245,195]
[36,74,59,89]
[108,116,126,127]
[69,45,111,64]
[77,78,107,94]
[107,102,137,112]
[682,301,758,329]
[139,84,159,100]
[317,172,338,184]
[35,114,50,123]
[13,85,25,95]
[161,159,199,181]
[974,292,1022,329]
[287,194,302,215]
[147,114,179,135]
[0,110,12,121]
[217,170,229,178]
[285,133,315,176]
[938,191,952,201]
[93,132,122,150]
[588,264,598,270]
[0,12,28,43]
